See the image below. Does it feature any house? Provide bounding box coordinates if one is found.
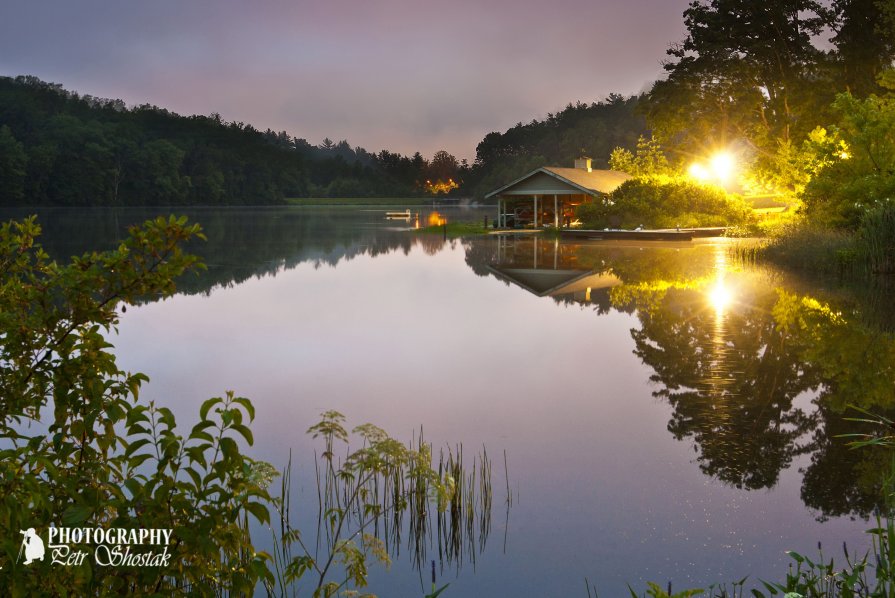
[486,158,631,228]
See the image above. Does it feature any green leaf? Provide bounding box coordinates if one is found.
[200,397,223,422]
[124,437,151,457]
[219,436,240,462]
[190,420,217,439]
[425,583,451,598]
[62,504,94,526]
[232,396,255,421]
[245,501,270,525]
[231,423,254,446]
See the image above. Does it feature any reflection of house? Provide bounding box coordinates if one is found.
[486,235,620,303]
[487,265,620,301]
[486,158,630,228]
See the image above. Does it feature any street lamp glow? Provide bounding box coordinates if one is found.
[688,162,710,181]
[688,151,737,185]
[709,152,735,182]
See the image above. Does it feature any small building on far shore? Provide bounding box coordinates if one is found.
[486,158,631,228]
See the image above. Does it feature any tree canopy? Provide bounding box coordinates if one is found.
[0,76,465,205]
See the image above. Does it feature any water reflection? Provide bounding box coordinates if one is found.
[476,234,895,516]
[8,207,894,529]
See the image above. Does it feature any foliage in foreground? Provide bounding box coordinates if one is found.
[267,411,492,597]
[0,215,493,596]
[0,215,274,594]
[625,410,895,598]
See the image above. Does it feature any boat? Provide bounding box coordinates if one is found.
[385,209,412,219]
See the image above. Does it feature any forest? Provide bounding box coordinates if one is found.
[0,74,655,205]
[0,75,470,205]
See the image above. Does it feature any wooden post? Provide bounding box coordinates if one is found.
[554,194,559,228]
[533,195,538,228]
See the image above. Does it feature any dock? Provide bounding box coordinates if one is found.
[560,227,728,241]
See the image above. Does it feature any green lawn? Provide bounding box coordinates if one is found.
[285,197,433,206]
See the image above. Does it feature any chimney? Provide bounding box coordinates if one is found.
[574,157,592,172]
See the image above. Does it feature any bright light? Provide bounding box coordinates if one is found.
[427,211,447,226]
[689,162,710,181]
[709,152,735,182]
[688,151,737,185]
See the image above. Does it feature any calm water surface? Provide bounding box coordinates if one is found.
[14,206,895,596]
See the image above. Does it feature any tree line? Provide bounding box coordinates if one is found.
[641,0,895,228]
[0,75,466,206]
[462,94,648,197]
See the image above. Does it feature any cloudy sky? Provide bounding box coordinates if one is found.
[0,0,691,161]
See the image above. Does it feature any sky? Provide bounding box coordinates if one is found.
[0,0,692,161]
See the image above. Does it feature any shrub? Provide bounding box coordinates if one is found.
[577,176,753,229]
[0,215,275,594]
[0,215,494,595]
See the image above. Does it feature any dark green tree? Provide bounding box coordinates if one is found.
[644,0,834,156]
[830,0,895,97]
[0,125,27,204]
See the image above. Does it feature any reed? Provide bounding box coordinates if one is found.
[622,407,895,597]
[856,202,895,275]
[734,203,895,281]
[264,412,503,596]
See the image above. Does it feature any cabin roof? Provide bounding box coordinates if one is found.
[485,167,631,198]
[485,266,621,297]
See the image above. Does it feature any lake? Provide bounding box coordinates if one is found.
[9,205,894,596]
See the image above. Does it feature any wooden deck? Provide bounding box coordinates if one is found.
[559,227,728,241]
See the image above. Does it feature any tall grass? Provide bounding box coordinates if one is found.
[263,415,500,597]
[756,222,858,275]
[856,203,895,275]
[747,203,895,279]
[623,407,895,598]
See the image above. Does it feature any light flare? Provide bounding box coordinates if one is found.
[708,281,732,313]
[427,211,447,226]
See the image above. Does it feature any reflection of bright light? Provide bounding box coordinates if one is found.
[427,211,447,226]
[709,281,732,313]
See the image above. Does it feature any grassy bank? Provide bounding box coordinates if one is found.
[740,204,895,279]
[285,197,433,206]
[414,221,491,236]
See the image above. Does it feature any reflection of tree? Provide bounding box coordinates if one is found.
[468,237,895,516]
[7,207,469,297]
[614,270,895,513]
[618,283,820,489]
[800,403,892,520]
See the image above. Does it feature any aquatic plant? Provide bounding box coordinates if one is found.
[265,413,496,597]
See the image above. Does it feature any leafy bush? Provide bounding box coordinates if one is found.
[0,216,494,595]
[801,88,895,229]
[577,176,753,229]
[0,215,275,594]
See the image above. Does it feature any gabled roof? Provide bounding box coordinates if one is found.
[485,266,621,297]
[485,167,631,198]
